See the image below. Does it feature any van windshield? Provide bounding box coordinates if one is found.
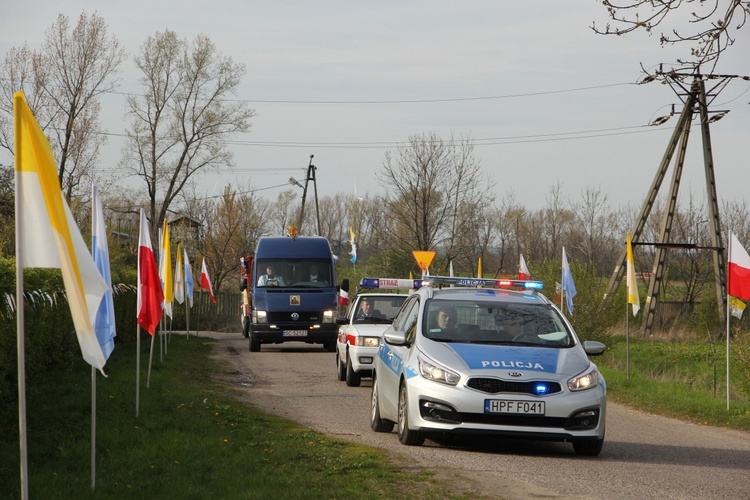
[256,258,332,287]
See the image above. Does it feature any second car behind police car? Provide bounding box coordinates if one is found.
[370,276,607,456]
[335,279,416,386]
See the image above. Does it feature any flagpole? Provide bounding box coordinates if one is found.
[91,366,96,490]
[14,92,30,500]
[727,232,732,411]
[148,329,156,388]
[136,325,141,417]
[626,296,630,379]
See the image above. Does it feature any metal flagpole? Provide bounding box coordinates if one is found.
[727,232,732,411]
[91,367,96,490]
[626,296,630,379]
[14,97,30,498]
[136,325,141,417]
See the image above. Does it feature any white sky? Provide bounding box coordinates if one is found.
[2,0,749,211]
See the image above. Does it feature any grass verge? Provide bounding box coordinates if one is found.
[598,335,750,430]
[0,336,458,499]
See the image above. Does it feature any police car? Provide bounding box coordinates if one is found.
[336,279,417,386]
[370,277,607,456]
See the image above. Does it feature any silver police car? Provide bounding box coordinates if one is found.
[370,277,607,456]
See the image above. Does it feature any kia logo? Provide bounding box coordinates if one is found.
[291,313,299,321]
[508,372,522,377]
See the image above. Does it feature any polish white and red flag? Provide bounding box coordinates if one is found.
[200,258,217,303]
[728,231,750,301]
[519,254,531,281]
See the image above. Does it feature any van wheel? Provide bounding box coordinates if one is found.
[249,335,261,352]
[242,317,250,339]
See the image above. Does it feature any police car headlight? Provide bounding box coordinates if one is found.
[568,366,600,391]
[254,310,267,324]
[322,310,335,323]
[355,336,380,347]
[418,353,460,386]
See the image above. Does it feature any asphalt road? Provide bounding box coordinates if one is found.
[205,333,750,499]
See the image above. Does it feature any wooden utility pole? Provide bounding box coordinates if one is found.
[606,75,728,334]
[296,155,322,236]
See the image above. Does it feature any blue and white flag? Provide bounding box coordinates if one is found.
[91,185,116,361]
[561,247,577,315]
[184,247,194,308]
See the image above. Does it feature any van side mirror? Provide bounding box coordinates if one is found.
[240,278,247,291]
[341,278,350,293]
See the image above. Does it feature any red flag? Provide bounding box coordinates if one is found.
[728,231,750,301]
[519,254,531,281]
[200,258,217,303]
[137,210,164,335]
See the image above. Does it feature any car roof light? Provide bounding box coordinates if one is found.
[420,276,544,290]
[359,278,425,290]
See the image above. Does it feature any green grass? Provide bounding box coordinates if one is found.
[0,337,458,499]
[597,335,750,430]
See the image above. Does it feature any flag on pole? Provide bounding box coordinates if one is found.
[339,288,349,306]
[729,296,746,319]
[477,257,483,278]
[519,254,531,281]
[449,261,455,277]
[137,210,164,335]
[626,233,640,316]
[728,231,750,301]
[200,258,217,303]
[174,243,185,305]
[92,185,116,361]
[184,248,194,308]
[14,91,109,372]
[160,219,173,318]
[561,247,577,314]
[349,227,357,264]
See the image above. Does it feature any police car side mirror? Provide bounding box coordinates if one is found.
[583,341,606,356]
[383,329,408,346]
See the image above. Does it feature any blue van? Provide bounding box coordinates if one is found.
[246,236,340,352]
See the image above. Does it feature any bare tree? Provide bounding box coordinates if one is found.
[0,12,125,200]
[593,0,749,71]
[379,132,492,255]
[123,30,255,237]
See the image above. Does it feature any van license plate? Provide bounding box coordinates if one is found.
[283,330,308,337]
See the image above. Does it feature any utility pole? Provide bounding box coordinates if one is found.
[606,72,733,334]
[296,155,322,236]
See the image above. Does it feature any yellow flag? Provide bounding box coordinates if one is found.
[626,233,640,316]
[160,218,173,318]
[477,257,483,278]
[729,295,746,319]
[14,91,108,371]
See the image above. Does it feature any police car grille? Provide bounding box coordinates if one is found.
[466,378,562,395]
[268,311,320,322]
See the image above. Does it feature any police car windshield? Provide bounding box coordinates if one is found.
[423,300,572,347]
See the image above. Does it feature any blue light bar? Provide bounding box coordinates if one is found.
[359,278,424,290]
[421,276,544,290]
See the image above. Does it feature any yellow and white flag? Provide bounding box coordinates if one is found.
[626,232,640,316]
[160,218,173,318]
[15,91,108,372]
[729,295,746,319]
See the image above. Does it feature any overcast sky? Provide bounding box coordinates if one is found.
[2,0,748,211]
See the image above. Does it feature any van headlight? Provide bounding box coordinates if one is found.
[253,310,267,324]
[322,310,335,323]
[568,366,599,391]
[418,353,460,386]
